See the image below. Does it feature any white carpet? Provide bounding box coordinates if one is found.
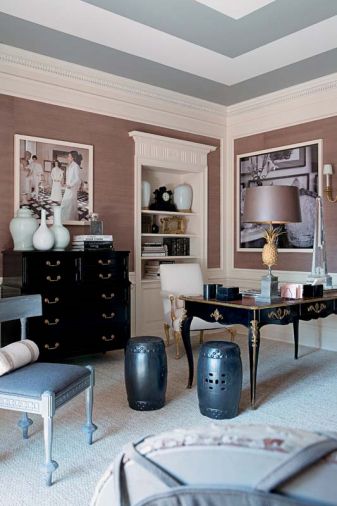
[1,333,337,505]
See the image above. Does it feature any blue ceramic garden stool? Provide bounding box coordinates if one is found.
[197,341,242,419]
[125,336,167,411]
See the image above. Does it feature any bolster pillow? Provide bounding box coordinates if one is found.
[0,340,39,376]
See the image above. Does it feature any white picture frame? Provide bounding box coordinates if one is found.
[237,139,323,252]
[14,134,93,225]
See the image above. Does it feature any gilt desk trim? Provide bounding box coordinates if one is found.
[180,293,337,409]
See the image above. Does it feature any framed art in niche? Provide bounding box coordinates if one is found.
[237,139,322,252]
[14,134,93,225]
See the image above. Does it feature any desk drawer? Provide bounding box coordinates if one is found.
[260,306,298,325]
[300,300,334,320]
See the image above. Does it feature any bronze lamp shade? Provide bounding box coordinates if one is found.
[242,185,302,224]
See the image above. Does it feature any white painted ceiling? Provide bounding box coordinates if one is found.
[1,0,337,105]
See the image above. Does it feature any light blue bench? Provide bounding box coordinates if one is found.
[0,294,97,485]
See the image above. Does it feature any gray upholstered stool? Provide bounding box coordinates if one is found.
[125,336,167,411]
[0,295,97,486]
[197,340,242,419]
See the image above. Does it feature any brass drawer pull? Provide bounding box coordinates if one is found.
[44,318,60,326]
[102,335,115,342]
[102,293,115,300]
[102,312,115,319]
[44,297,60,305]
[46,275,61,282]
[99,273,112,280]
[98,259,112,266]
[44,342,60,350]
[46,260,61,267]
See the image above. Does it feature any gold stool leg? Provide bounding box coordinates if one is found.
[163,323,171,346]
[173,331,182,359]
[199,330,204,344]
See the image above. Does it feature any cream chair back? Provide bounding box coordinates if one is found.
[159,263,203,316]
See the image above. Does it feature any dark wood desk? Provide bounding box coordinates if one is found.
[180,293,337,409]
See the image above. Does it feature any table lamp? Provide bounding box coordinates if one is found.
[242,185,301,301]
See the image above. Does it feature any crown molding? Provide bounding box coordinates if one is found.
[0,44,226,136]
[227,72,337,119]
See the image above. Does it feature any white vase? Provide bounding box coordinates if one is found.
[32,209,55,251]
[173,183,193,212]
[9,207,39,250]
[141,181,151,209]
[50,206,70,250]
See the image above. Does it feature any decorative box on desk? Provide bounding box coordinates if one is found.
[1,250,130,360]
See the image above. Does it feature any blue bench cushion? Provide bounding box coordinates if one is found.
[0,363,90,398]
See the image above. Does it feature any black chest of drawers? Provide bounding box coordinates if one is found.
[1,250,130,360]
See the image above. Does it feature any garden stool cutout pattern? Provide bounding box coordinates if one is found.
[197,341,242,419]
[125,336,167,410]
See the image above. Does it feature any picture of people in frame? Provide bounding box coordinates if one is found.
[15,135,93,224]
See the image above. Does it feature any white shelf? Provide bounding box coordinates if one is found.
[142,210,198,217]
[141,233,198,238]
[131,130,212,335]
[141,255,199,260]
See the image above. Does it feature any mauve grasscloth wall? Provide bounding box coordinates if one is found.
[234,116,337,272]
[0,95,221,276]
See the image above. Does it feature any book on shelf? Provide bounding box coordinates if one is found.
[73,234,113,242]
[142,241,167,256]
[72,240,113,250]
[163,237,190,256]
[143,259,175,279]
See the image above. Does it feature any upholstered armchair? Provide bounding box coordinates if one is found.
[159,263,236,358]
[0,294,97,486]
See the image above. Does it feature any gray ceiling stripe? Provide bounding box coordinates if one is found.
[82,0,337,57]
[1,13,337,106]
[0,13,229,104]
[226,48,337,105]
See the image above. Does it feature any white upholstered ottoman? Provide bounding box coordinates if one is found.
[92,425,337,506]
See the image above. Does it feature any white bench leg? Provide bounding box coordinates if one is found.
[83,365,97,445]
[17,413,33,439]
[41,391,58,486]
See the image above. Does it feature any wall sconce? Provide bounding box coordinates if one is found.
[323,164,337,202]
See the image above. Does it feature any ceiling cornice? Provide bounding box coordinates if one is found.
[227,71,337,118]
[0,44,227,129]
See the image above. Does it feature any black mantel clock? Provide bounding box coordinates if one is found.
[149,186,177,211]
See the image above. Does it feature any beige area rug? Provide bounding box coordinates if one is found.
[0,333,337,505]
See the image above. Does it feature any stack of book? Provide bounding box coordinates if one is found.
[72,234,113,250]
[163,237,190,256]
[141,242,167,257]
[144,260,175,279]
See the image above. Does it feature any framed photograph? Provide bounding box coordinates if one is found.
[44,160,53,172]
[271,147,306,169]
[14,134,93,225]
[237,139,322,252]
[160,216,186,234]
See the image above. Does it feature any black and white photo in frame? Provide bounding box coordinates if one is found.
[238,140,322,251]
[14,134,93,225]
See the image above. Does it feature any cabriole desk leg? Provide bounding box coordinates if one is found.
[181,316,194,389]
[293,319,299,359]
[248,318,260,409]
